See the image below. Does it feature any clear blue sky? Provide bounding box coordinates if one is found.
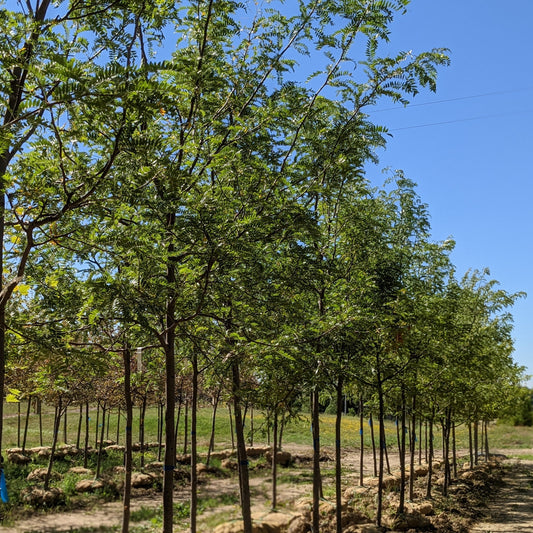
[364,0,533,382]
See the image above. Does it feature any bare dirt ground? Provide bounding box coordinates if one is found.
[0,445,531,532]
[469,455,533,533]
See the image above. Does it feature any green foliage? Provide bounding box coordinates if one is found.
[0,2,526,529]
[500,387,533,427]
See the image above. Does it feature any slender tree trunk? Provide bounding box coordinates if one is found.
[335,378,343,533]
[481,420,485,458]
[175,394,182,451]
[122,346,133,533]
[418,417,422,465]
[232,360,252,533]
[139,396,147,470]
[228,403,235,450]
[442,408,451,497]
[452,421,457,478]
[484,420,490,461]
[190,352,199,533]
[17,401,21,448]
[95,402,100,448]
[369,412,377,477]
[183,399,189,455]
[271,410,278,510]
[359,396,364,487]
[76,404,83,450]
[398,390,406,515]
[312,387,321,533]
[0,302,6,457]
[384,433,391,475]
[44,398,62,490]
[426,411,435,499]
[278,413,285,449]
[158,402,164,462]
[116,406,121,446]
[409,392,416,501]
[206,388,221,466]
[162,209,178,533]
[249,406,254,447]
[96,402,107,479]
[84,401,89,469]
[396,417,401,456]
[468,421,474,468]
[425,419,428,463]
[22,396,31,453]
[473,419,479,466]
[39,398,43,447]
[376,382,385,527]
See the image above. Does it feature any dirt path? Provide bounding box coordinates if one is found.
[470,458,533,532]
[0,493,167,533]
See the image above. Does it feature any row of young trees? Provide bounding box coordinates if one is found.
[0,0,525,531]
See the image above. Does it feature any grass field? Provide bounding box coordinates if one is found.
[2,401,531,454]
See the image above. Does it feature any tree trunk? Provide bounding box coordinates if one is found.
[96,402,107,479]
[206,388,221,466]
[473,419,479,466]
[22,396,31,453]
[418,417,422,465]
[398,390,406,515]
[376,382,385,527]
[157,402,164,462]
[162,210,178,533]
[426,411,435,499]
[175,394,182,451]
[17,401,21,448]
[95,402,100,449]
[116,406,121,446]
[369,412,377,477]
[84,401,90,469]
[232,360,252,533]
[441,408,451,497]
[249,406,254,447]
[409,392,416,501]
[139,396,147,470]
[183,399,189,455]
[39,399,43,447]
[484,420,490,461]
[271,410,278,510]
[190,352,199,533]
[452,421,457,478]
[122,346,133,533]
[44,398,62,490]
[335,378,343,533]
[359,396,364,487]
[278,413,285,449]
[396,417,401,456]
[384,437,391,475]
[467,421,473,469]
[76,404,83,450]
[424,419,428,464]
[312,387,321,533]
[106,407,110,441]
[228,403,235,450]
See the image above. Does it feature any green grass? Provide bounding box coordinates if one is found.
[3,401,533,458]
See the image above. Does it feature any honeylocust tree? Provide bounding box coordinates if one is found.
[0,0,171,457]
